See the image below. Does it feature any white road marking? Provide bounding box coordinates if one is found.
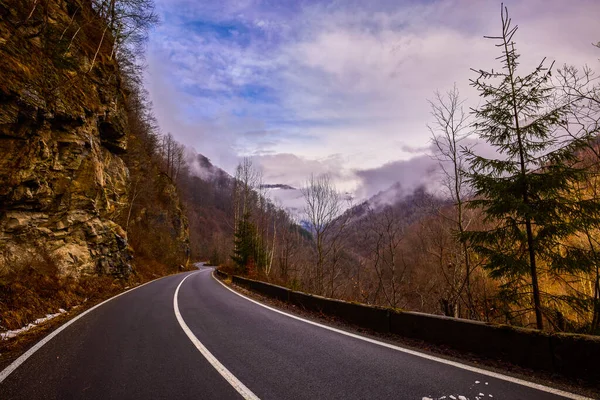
[0,273,177,384]
[174,273,260,400]
[211,271,591,400]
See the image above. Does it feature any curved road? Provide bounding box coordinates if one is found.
[0,267,585,400]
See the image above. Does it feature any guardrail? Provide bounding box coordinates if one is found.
[215,269,600,381]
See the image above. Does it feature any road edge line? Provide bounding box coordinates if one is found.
[174,272,260,400]
[211,271,590,400]
[0,272,185,384]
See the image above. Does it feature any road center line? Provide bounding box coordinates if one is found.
[173,272,260,400]
[211,271,590,400]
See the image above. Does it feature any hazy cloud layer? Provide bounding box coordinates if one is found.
[145,0,600,205]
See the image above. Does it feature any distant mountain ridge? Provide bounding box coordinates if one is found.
[187,152,232,182]
[260,184,297,190]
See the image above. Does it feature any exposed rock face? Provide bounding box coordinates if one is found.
[0,1,133,275]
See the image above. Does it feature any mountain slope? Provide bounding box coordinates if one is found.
[0,0,190,333]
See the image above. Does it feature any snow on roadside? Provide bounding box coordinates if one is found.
[1,308,68,341]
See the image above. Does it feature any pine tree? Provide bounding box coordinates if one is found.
[231,212,255,274]
[465,4,600,330]
[209,247,221,267]
[231,211,267,275]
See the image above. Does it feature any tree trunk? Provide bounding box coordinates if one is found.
[526,218,544,330]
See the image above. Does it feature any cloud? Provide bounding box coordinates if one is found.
[252,153,353,188]
[145,0,600,207]
[354,154,439,202]
[263,187,306,215]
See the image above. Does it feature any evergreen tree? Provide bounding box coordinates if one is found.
[465,5,600,330]
[231,211,267,274]
[209,247,221,267]
[231,212,255,274]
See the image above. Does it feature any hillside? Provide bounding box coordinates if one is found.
[0,0,190,332]
[177,152,234,263]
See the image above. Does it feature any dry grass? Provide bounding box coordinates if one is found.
[0,249,194,372]
[0,251,121,331]
[0,250,189,332]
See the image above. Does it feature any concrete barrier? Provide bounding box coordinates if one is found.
[551,332,600,380]
[231,275,290,302]
[214,269,229,279]
[389,312,554,370]
[215,269,600,380]
[288,291,390,333]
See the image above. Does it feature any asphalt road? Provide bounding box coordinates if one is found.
[0,267,584,400]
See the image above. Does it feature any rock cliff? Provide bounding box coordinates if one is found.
[0,1,189,276]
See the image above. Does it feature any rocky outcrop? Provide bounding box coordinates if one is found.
[0,1,133,276]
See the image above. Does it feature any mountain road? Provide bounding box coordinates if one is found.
[0,267,587,400]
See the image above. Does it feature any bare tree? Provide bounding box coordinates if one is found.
[233,158,260,222]
[301,174,349,296]
[91,0,158,61]
[552,56,600,333]
[428,85,477,317]
[231,158,270,273]
[362,206,407,308]
[158,133,185,181]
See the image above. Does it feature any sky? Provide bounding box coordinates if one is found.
[144,0,600,207]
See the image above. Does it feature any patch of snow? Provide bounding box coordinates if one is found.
[475,381,480,384]
[458,396,468,400]
[1,309,68,340]
[1,324,35,340]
